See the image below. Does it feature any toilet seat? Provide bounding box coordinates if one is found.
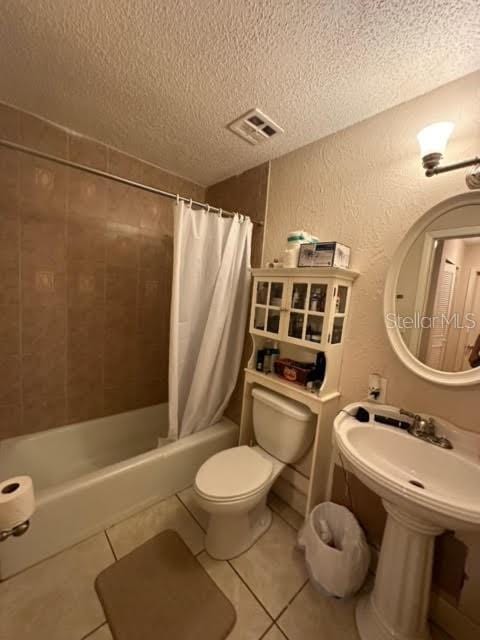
[195,446,273,502]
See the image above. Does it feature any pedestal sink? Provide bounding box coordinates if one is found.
[334,402,480,640]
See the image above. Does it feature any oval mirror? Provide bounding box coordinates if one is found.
[385,193,480,386]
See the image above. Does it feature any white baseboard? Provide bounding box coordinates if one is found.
[272,477,306,516]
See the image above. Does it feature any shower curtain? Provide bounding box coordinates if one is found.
[168,201,252,439]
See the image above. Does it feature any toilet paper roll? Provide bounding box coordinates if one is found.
[0,476,35,531]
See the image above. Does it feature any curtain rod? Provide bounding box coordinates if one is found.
[0,139,264,227]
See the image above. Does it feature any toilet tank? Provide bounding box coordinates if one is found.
[251,387,315,464]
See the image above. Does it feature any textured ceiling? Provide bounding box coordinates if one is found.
[0,1,479,186]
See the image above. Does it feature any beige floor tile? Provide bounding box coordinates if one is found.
[230,513,307,618]
[106,495,204,558]
[262,624,288,639]
[177,486,209,531]
[84,624,113,640]
[278,581,360,640]
[198,552,272,640]
[0,533,114,640]
[268,493,304,531]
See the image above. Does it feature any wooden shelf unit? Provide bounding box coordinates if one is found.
[240,266,359,515]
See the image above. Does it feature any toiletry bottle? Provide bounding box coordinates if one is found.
[306,323,312,341]
[263,340,272,373]
[270,342,280,372]
[312,352,326,392]
[256,350,265,372]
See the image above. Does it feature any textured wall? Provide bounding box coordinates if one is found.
[263,71,480,626]
[265,71,480,433]
[0,102,204,439]
[206,163,270,424]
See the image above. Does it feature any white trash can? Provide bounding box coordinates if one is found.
[297,502,370,598]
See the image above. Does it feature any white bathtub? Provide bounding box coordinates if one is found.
[0,404,238,578]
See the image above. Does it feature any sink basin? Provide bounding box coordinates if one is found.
[334,402,480,640]
[337,411,480,531]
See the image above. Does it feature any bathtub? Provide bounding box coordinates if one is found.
[0,404,238,579]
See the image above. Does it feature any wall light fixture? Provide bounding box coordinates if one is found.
[417,121,480,189]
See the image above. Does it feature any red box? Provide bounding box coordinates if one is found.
[274,358,315,386]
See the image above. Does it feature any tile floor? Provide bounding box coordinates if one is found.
[0,489,452,640]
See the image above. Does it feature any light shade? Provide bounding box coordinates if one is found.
[417,121,454,158]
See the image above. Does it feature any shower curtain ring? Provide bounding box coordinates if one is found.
[189,198,193,207]
[218,208,223,218]
[206,204,210,213]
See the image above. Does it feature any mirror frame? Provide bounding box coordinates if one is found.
[384,192,480,386]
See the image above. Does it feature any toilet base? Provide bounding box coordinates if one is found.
[205,498,272,560]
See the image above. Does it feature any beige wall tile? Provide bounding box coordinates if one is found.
[0,403,21,439]
[102,385,137,416]
[68,169,108,220]
[20,156,67,218]
[0,355,21,405]
[22,304,66,355]
[69,135,107,171]
[20,112,68,158]
[22,393,66,434]
[0,533,114,640]
[0,101,202,439]
[0,303,19,359]
[0,147,19,212]
[0,218,19,269]
[0,265,19,306]
[0,102,20,142]
[67,216,106,267]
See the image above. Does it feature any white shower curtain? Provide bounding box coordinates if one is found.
[168,201,252,439]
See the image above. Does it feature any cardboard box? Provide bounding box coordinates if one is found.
[298,242,351,268]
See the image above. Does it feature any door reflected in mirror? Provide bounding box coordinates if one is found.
[394,205,480,373]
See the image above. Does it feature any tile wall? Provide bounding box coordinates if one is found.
[0,102,204,438]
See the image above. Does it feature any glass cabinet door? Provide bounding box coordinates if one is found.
[330,284,349,344]
[286,280,329,346]
[252,279,284,336]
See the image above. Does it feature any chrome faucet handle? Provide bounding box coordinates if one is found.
[425,417,437,436]
[399,408,417,420]
[400,409,435,437]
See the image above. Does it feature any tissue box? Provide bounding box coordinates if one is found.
[298,242,351,268]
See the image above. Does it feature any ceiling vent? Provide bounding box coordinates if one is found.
[228,108,284,145]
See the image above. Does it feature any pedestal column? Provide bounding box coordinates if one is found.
[356,500,444,640]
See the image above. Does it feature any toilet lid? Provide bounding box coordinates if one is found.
[195,446,273,501]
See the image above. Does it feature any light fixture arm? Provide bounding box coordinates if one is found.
[425,156,480,177]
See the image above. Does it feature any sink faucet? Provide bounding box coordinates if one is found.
[399,409,453,449]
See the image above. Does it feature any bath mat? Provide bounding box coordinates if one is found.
[95,529,236,640]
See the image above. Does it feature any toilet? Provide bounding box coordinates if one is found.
[194,387,315,559]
